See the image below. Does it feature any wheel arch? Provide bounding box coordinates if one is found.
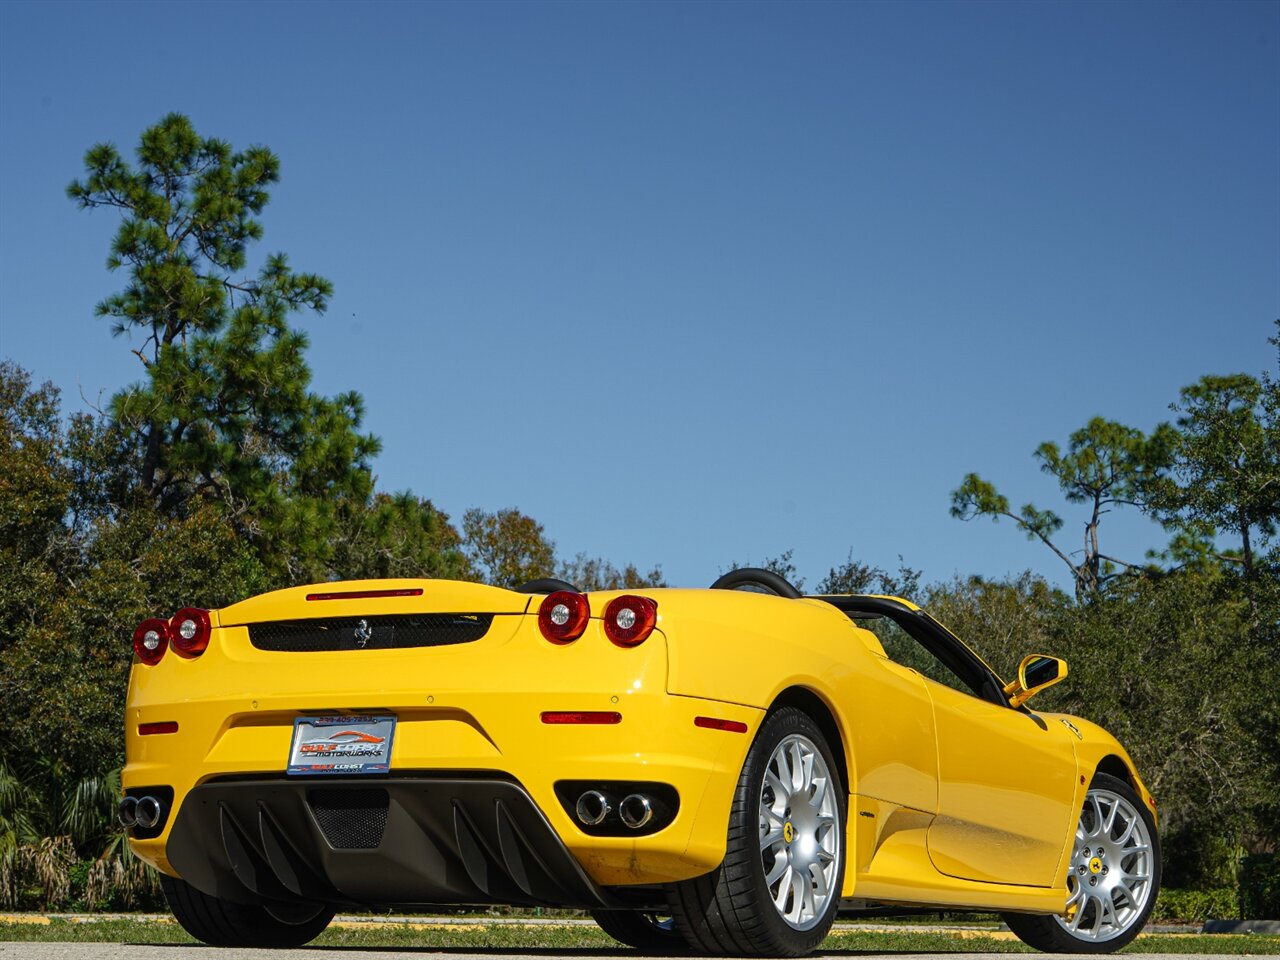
[1093,753,1136,788]
[1085,751,1158,827]
[766,685,852,797]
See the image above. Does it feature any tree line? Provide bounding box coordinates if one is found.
[0,114,1275,912]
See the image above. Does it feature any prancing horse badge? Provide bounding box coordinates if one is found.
[353,618,373,647]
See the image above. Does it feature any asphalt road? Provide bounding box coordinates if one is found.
[3,949,1276,960]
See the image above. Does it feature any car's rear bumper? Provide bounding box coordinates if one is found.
[165,774,638,908]
[124,614,763,893]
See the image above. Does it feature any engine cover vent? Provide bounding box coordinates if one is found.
[249,614,493,652]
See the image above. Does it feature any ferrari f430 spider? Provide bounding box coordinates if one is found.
[121,569,1159,956]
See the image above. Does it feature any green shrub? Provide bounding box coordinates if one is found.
[1239,853,1280,920]
[1151,887,1237,923]
[1161,828,1244,890]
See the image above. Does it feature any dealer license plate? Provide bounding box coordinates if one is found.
[287,715,396,776]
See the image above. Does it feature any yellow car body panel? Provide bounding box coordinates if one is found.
[123,578,1152,918]
[126,580,761,888]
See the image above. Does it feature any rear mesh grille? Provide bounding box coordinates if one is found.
[308,788,389,849]
[248,614,493,652]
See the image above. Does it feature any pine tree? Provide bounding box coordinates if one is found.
[68,114,382,582]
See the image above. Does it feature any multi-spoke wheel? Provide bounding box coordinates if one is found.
[667,706,846,957]
[758,733,842,930]
[1005,772,1161,953]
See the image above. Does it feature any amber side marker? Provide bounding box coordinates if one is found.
[138,721,179,736]
[694,716,748,733]
[306,588,424,601]
[540,711,622,725]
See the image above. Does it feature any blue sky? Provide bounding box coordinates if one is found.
[1,0,1276,592]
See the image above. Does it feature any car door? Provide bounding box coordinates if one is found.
[924,679,1078,886]
[871,608,1078,888]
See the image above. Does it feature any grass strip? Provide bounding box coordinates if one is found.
[0,917,1277,954]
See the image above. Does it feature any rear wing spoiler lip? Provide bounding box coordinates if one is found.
[216,578,535,626]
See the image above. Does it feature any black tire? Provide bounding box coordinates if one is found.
[591,909,685,951]
[1003,772,1161,953]
[160,873,335,948]
[667,706,846,957]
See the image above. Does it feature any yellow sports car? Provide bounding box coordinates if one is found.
[121,568,1160,956]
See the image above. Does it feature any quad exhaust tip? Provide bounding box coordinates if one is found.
[119,795,164,830]
[619,793,653,829]
[573,788,658,829]
[575,790,611,826]
[136,796,163,829]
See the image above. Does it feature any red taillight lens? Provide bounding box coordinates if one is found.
[603,595,657,647]
[132,618,169,666]
[138,721,179,736]
[695,716,749,733]
[538,591,590,643]
[540,711,622,724]
[168,607,211,658]
[306,588,424,601]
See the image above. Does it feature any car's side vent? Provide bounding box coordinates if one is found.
[248,614,493,652]
[308,788,390,849]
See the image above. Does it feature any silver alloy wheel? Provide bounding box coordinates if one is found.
[1056,787,1155,942]
[758,733,841,931]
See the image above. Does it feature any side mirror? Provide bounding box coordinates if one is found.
[1003,654,1068,708]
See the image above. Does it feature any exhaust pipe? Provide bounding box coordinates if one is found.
[134,795,163,830]
[575,790,612,826]
[619,793,653,829]
[117,796,138,829]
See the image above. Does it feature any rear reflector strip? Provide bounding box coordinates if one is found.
[139,721,179,736]
[540,711,622,725]
[305,588,424,601]
[695,716,748,733]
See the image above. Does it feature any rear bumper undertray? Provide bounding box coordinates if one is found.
[165,775,622,909]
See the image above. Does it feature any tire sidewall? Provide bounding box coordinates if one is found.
[590,909,684,950]
[161,874,334,948]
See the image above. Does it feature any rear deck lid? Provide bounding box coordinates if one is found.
[217,579,533,627]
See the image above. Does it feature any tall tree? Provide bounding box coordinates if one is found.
[461,507,555,588]
[1159,377,1275,567]
[557,553,666,591]
[331,492,471,581]
[817,551,922,598]
[0,362,71,564]
[0,363,72,658]
[0,362,264,908]
[950,418,1173,599]
[68,113,380,582]
[1145,325,1280,622]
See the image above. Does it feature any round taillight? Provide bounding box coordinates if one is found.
[132,618,169,666]
[603,595,657,647]
[538,591,590,644]
[168,607,211,658]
